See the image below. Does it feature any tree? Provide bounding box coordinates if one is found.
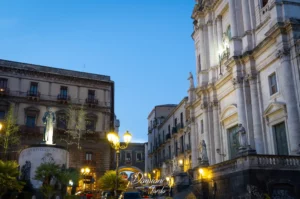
[0,105,20,159]
[34,162,62,199]
[98,170,127,195]
[0,160,24,198]
[35,163,80,199]
[60,105,88,149]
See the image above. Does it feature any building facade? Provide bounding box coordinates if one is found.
[147,99,192,180]
[187,0,300,198]
[0,59,115,190]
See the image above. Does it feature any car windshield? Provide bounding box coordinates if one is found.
[124,192,141,198]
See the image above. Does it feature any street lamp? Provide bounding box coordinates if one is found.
[81,167,90,191]
[107,130,132,198]
[0,123,3,131]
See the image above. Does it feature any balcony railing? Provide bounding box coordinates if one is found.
[57,94,71,102]
[210,154,300,175]
[0,87,9,96]
[177,123,184,130]
[85,98,98,106]
[27,91,41,98]
[83,160,97,167]
[19,125,41,137]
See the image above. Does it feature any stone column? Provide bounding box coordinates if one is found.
[247,74,264,154]
[208,104,215,164]
[191,115,198,168]
[216,16,223,49]
[212,101,221,163]
[233,77,247,127]
[276,49,300,154]
[241,0,251,32]
[207,21,214,68]
[228,0,238,37]
[201,102,210,164]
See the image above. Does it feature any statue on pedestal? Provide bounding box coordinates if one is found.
[200,140,208,163]
[172,156,178,172]
[42,107,56,145]
[188,72,195,89]
[237,123,247,150]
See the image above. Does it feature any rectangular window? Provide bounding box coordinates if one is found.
[88,90,95,100]
[0,111,5,120]
[180,112,183,128]
[175,141,178,156]
[163,130,165,142]
[174,118,177,127]
[26,116,36,127]
[274,122,288,155]
[60,86,68,97]
[168,145,171,159]
[125,151,131,164]
[136,152,142,162]
[201,120,204,134]
[269,73,278,95]
[188,133,191,146]
[85,152,92,161]
[180,136,184,153]
[228,125,239,159]
[29,82,38,96]
[0,78,8,88]
[168,125,170,134]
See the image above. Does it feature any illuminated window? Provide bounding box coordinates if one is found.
[86,152,92,161]
[269,73,278,95]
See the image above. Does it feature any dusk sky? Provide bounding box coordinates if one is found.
[0,0,196,143]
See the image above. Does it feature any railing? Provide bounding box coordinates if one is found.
[210,154,300,176]
[27,91,40,97]
[85,98,98,105]
[57,94,71,101]
[19,125,42,136]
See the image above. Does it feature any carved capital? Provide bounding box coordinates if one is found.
[232,76,243,86]
[200,102,208,110]
[244,73,257,82]
[276,48,290,59]
[209,101,218,107]
[207,20,213,26]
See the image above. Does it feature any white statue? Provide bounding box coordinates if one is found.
[162,162,167,177]
[200,140,208,162]
[172,156,178,172]
[188,72,195,89]
[42,107,56,145]
[237,123,247,149]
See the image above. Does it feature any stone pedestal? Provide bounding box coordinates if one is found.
[237,145,257,157]
[173,172,190,195]
[18,144,69,189]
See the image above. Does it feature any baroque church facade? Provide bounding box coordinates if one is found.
[187,0,300,197]
[147,0,300,198]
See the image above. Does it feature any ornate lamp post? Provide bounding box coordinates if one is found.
[0,122,3,131]
[107,130,132,198]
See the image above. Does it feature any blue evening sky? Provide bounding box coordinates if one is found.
[0,0,195,143]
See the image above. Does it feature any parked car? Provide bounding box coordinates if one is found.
[76,190,94,199]
[122,192,142,199]
[101,191,112,199]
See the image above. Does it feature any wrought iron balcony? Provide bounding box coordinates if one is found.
[172,127,178,134]
[166,133,171,140]
[57,94,70,103]
[85,98,98,107]
[27,91,40,101]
